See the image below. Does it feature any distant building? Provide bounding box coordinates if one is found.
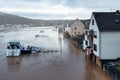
[83,11,120,67]
[65,19,85,37]
[57,23,63,34]
[63,20,74,34]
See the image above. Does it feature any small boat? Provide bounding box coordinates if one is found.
[21,45,32,53]
[7,41,42,57]
[31,46,42,52]
[7,41,23,57]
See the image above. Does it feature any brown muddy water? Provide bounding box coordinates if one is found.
[0,27,113,80]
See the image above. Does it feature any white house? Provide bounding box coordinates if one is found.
[83,11,120,66]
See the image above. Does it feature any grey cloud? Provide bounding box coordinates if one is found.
[62,0,120,9]
[1,0,120,19]
[2,0,120,9]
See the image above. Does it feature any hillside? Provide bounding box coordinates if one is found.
[0,12,90,27]
[0,12,36,25]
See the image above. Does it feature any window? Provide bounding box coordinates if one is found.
[78,32,80,35]
[94,44,97,51]
[85,41,88,45]
[94,31,97,38]
[92,19,94,25]
[85,31,87,35]
[74,27,77,30]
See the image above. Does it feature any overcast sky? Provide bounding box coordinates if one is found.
[0,0,120,19]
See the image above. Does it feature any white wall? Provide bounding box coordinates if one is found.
[83,30,92,50]
[89,15,100,57]
[101,32,120,59]
[65,22,69,32]
[68,27,71,36]
[83,33,87,50]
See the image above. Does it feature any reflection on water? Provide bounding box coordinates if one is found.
[7,57,22,71]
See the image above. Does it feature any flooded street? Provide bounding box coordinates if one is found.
[0,27,113,80]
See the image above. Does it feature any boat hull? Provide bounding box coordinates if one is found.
[7,49,21,57]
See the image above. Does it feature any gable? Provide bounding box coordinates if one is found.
[71,20,85,29]
[89,14,99,31]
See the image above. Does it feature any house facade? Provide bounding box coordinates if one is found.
[68,19,85,37]
[83,11,120,67]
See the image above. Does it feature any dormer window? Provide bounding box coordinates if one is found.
[92,19,94,25]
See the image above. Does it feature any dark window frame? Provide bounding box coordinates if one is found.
[85,31,87,35]
[85,40,88,45]
[94,44,97,51]
[92,19,94,25]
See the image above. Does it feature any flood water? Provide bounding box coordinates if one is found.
[0,27,113,80]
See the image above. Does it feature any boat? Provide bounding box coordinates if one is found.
[21,45,32,53]
[7,41,42,57]
[7,41,23,57]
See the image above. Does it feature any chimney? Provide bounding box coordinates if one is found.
[116,10,120,15]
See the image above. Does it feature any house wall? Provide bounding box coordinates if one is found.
[83,30,92,50]
[83,31,87,50]
[101,32,120,59]
[70,20,85,36]
[83,40,86,50]
[89,15,100,57]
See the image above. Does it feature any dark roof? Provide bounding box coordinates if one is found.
[81,19,90,29]
[67,20,75,27]
[93,12,120,31]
